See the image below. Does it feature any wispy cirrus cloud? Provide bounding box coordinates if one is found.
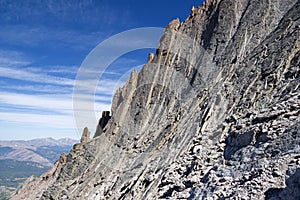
[24,65,78,74]
[0,0,153,140]
[0,84,72,94]
[0,50,31,67]
[0,56,120,140]
[0,91,111,114]
[0,92,74,114]
[0,90,111,139]
[0,66,74,86]
[0,112,74,129]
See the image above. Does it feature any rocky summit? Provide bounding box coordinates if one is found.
[12,0,299,199]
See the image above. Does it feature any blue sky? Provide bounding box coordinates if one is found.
[0,0,204,140]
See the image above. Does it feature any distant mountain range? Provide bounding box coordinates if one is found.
[0,138,78,196]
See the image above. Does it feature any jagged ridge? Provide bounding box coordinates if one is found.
[12,0,300,199]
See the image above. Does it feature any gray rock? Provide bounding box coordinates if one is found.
[94,111,111,138]
[12,0,300,199]
[147,52,155,63]
[80,127,91,143]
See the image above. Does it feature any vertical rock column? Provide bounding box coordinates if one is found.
[94,111,111,138]
[80,127,91,143]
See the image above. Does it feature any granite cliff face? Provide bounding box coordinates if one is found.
[12,0,299,199]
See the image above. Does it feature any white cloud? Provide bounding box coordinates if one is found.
[0,91,112,140]
[0,65,129,96]
[24,65,79,75]
[0,92,73,114]
[0,84,72,94]
[0,0,140,140]
[0,50,31,67]
[0,66,74,86]
[0,112,74,129]
[0,92,111,114]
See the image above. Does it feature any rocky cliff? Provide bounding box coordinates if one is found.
[12,0,299,199]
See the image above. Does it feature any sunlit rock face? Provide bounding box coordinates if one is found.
[12,0,300,199]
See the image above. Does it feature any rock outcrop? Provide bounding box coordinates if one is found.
[12,0,300,199]
[147,53,155,63]
[166,18,181,30]
[11,154,68,200]
[80,127,91,143]
[94,111,111,138]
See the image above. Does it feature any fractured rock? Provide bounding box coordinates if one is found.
[12,0,300,199]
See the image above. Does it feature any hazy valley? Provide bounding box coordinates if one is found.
[0,138,77,199]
